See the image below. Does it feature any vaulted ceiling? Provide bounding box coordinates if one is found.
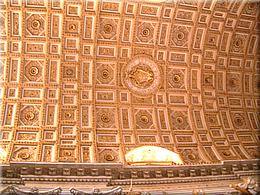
[0,0,259,164]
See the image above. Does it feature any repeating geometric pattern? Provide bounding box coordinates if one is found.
[0,0,259,164]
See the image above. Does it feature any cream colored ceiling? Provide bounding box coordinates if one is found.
[0,0,259,164]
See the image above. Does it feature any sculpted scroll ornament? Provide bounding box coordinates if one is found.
[231,177,260,195]
[122,56,161,96]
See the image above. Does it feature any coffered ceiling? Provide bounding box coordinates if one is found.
[0,0,259,164]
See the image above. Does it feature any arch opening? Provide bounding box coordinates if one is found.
[125,146,183,165]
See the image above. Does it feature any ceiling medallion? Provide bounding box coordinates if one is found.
[104,154,115,161]
[141,28,150,37]
[176,116,184,124]
[18,152,31,160]
[123,56,161,96]
[172,74,181,83]
[31,20,41,29]
[140,115,149,124]
[101,69,110,79]
[234,115,244,126]
[24,111,35,121]
[101,113,110,123]
[103,24,113,34]
[29,66,39,76]
[69,23,76,31]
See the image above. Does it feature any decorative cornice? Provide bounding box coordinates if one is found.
[0,160,259,186]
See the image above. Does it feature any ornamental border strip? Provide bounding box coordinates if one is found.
[0,159,259,185]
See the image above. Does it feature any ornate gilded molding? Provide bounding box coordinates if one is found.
[1,160,259,186]
[0,186,62,195]
[122,55,161,97]
[70,186,123,195]
[230,177,260,195]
